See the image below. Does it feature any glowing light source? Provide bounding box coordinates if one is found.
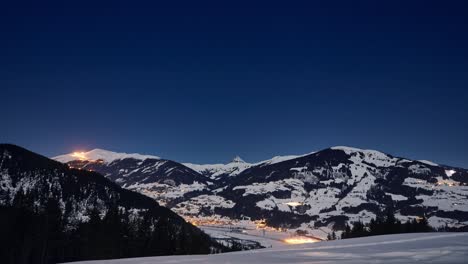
[255,219,267,229]
[283,236,319,244]
[71,151,88,161]
[284,201,303,207]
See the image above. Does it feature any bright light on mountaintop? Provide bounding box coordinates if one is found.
[71,151,88,161]
[54,149,160,163]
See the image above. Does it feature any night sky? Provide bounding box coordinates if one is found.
[2,1,468,167]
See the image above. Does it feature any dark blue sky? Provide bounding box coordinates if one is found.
[2,1,468,167]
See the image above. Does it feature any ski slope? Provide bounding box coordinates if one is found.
[67,232,468,264]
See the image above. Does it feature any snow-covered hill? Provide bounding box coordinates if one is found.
[53,146,468,235]
[67,232,468,264]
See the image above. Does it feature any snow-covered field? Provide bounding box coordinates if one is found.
[186,217,326,247]
[200,225,293,248]
[67,232,468,264]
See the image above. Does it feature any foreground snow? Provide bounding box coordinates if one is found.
[67,233,468,264]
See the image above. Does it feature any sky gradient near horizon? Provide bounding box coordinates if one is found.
[2,1,468,167]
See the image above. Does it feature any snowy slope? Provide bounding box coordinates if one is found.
[67,232,468,264]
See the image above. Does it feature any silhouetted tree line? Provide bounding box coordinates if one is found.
[0,192,225,264]
[326,231,337,240]
[340,208,433,240]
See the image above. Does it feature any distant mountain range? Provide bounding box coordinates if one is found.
[52,146,468,234]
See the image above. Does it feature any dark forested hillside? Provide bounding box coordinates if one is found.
[338,207,433,240]
[0,144,224,264]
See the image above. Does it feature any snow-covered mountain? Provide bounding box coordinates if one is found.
[183,154,311,180]
[183,156,253,180]
[212,147,468,231]
[59,152,209,207]
[53,146,468,234]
